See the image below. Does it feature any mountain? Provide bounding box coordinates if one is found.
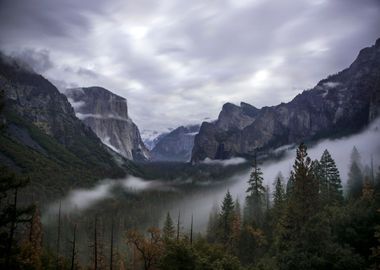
[151,124,200,162]
[0,55,139,194]
[192,38,380,162]
[141,129,169,150]
[65,87,150,161]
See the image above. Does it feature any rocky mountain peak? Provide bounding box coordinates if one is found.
[192,38,380,162]
[217,102,258,131]
[65,86,150,161]
[65,87,129,120]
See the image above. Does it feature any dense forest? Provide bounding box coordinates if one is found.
[1,137,379,269]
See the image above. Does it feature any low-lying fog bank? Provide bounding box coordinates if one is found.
[43,118,380,234]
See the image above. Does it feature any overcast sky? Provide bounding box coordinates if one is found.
[1,0,380,134]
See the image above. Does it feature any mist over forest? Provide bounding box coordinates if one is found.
[1,0,380,269]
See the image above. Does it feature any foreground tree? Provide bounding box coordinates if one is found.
[273,172,285,218]
[245,156,266,226]
[276,143,320,269]
[126,227,163,270]
[162,212,175,241]
[319,149,343,204]
[0,167,34,269]
[219,190,235,246]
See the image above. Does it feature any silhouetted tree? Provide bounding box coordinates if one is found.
[245,156,265,226]
[348,147,364,199]
[319,149,343,204]
[162,212,175,240]
[219,190,234,246]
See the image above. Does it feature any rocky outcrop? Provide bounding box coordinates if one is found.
[192,38,380,162]
[65,87,150,161]
[151,125,200,162]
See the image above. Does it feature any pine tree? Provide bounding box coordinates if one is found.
[286,171,295,199]
[0,89,5,129]
[206,203,219,243]
[162,212,175,240]
[245,156,266,226]
[273,173,285,218]
[348,146,364,199]
[265,185,270,211]
[311,159,324,196]
[287,143,319,231]
[319,149,343,204]
[219,190,235,245]
[276,143,320,269]
[231,198,241,253]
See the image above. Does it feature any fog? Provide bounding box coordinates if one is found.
[43,118,380,232]
[168,118,380,232]
[44,176,170,219]
[201,157,247,166]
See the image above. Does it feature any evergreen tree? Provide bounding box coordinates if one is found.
[311,159,323,192]
[162,212,175,240]
[219,190,234,245]
[319,149,343,204]
[348,147,364,199]
[0,89,5,129]
[290,143,319,227]
[245,156,266,226]
[206,203,219,243]
[231,198,241,253]
[276,144,320,270]
[286,171,295,199]
[273,172,285,218]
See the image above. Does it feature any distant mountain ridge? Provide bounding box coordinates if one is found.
[151,124,200,162]
[141,130,168,150]
[65,87,150,161]
[191,38,380,162]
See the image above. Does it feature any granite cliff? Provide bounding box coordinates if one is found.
[192,39,380,162]
[65,87,150,161]
[0,55,131,188]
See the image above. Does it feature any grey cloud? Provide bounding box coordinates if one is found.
[64,66,98,78]
[0,0,379,132]
[11,48,53,73]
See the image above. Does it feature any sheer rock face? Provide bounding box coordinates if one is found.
[151,125,200,162]
[0,56,97,148]
[0,55,124,174]
[192,39,380,162]
[65,87,150,161]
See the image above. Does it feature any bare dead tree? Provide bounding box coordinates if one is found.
[70,224,77,270]
[94,215,98,270]
[176,211,180,242]
[56,200,62,270]
[190,214,193,246]
[110,218,114,270]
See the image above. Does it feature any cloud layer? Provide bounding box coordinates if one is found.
[1,0,379,132]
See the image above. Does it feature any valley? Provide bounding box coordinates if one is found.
[0,3,379,268]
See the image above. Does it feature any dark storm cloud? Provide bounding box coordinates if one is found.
[0,0,379,133]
